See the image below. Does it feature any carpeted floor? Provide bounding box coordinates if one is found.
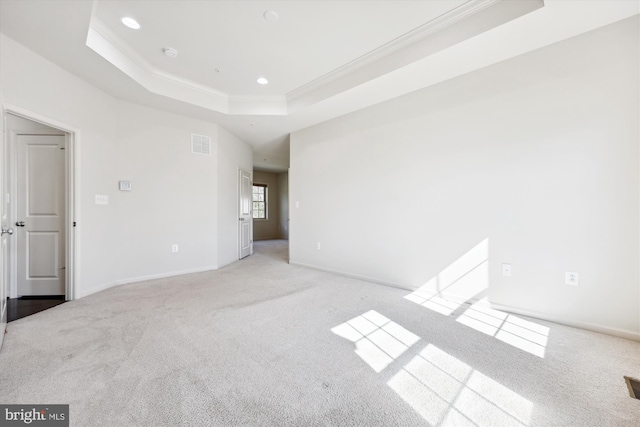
[0,240,638,426]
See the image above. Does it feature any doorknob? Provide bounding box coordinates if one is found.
[16,221,25,227]
[1,227,14,236]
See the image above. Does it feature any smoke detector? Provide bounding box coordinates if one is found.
[163,47,178,58]
[263,11,279,22]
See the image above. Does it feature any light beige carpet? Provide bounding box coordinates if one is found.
[0,240,638,426]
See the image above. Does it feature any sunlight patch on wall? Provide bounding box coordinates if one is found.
[331,310,420,373]
[405,239,489,315]
[388,344,533,426]
[456,299,549,358]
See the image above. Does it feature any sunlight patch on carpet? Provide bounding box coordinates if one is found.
[388,344,533,426]
[456,298,549,358]
[331,310,420,373]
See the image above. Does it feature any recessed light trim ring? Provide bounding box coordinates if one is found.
[121,16,141,30]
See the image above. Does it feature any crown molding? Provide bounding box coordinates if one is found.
[87,25,225,109]
[86,18,291,116]
[85,0,504,117]
[285,0,501,102]
[87,16,234,112]
[85,0,543,117]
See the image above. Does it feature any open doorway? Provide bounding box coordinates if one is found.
[252,170,289,242]
[2,111,76,323]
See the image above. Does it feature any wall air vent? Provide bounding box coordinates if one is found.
[191,134,211,156]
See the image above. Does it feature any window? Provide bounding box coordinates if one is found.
[252,184,267,219]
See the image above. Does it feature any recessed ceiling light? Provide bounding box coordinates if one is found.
[121,16,141,30]
[263,11,279,22]
[163,47,178,58]
[257,77,269,85]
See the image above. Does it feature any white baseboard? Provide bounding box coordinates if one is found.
[289,260,640,342]
[76,266,219,299]
[75,281,117,299]
[434,292,640,342]
[217,258,238,269]
[486,302,640,342]
[115,265,218,286]
[289,261,411,291]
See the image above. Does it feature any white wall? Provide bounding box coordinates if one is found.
[253,170,280,240]
[217,126,253,268]
[0,34,252,297]
[115,102,219,283]
[290,18,639,339]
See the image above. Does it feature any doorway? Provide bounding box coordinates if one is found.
[3,112,76,304]
[238,168,252,259]
[251,170,290,242]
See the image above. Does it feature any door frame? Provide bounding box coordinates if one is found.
[3,104,78,301]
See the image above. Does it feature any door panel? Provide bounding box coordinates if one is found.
[241,222,250,247]
[28,145,60,215]
[28,232,59,277]
[17,135,65,295]
[239,169,252,259]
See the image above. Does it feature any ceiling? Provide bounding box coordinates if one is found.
[94,0,469,97]
[1,1,638,172]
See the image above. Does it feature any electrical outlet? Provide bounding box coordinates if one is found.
[565,271,579,286]
[502,263,512,277]
[316,242,321,250]
[172,244,179,253]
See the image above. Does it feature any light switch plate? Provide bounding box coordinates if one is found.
[119,181,132,191]
[95,195,109,205]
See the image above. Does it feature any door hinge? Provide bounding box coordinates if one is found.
[73,221,76,227]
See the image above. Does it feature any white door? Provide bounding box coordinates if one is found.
[16,134,66,295]
[0,112,9,345]
[239,169,252,259]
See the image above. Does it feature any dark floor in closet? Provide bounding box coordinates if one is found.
[7,296,65,322]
